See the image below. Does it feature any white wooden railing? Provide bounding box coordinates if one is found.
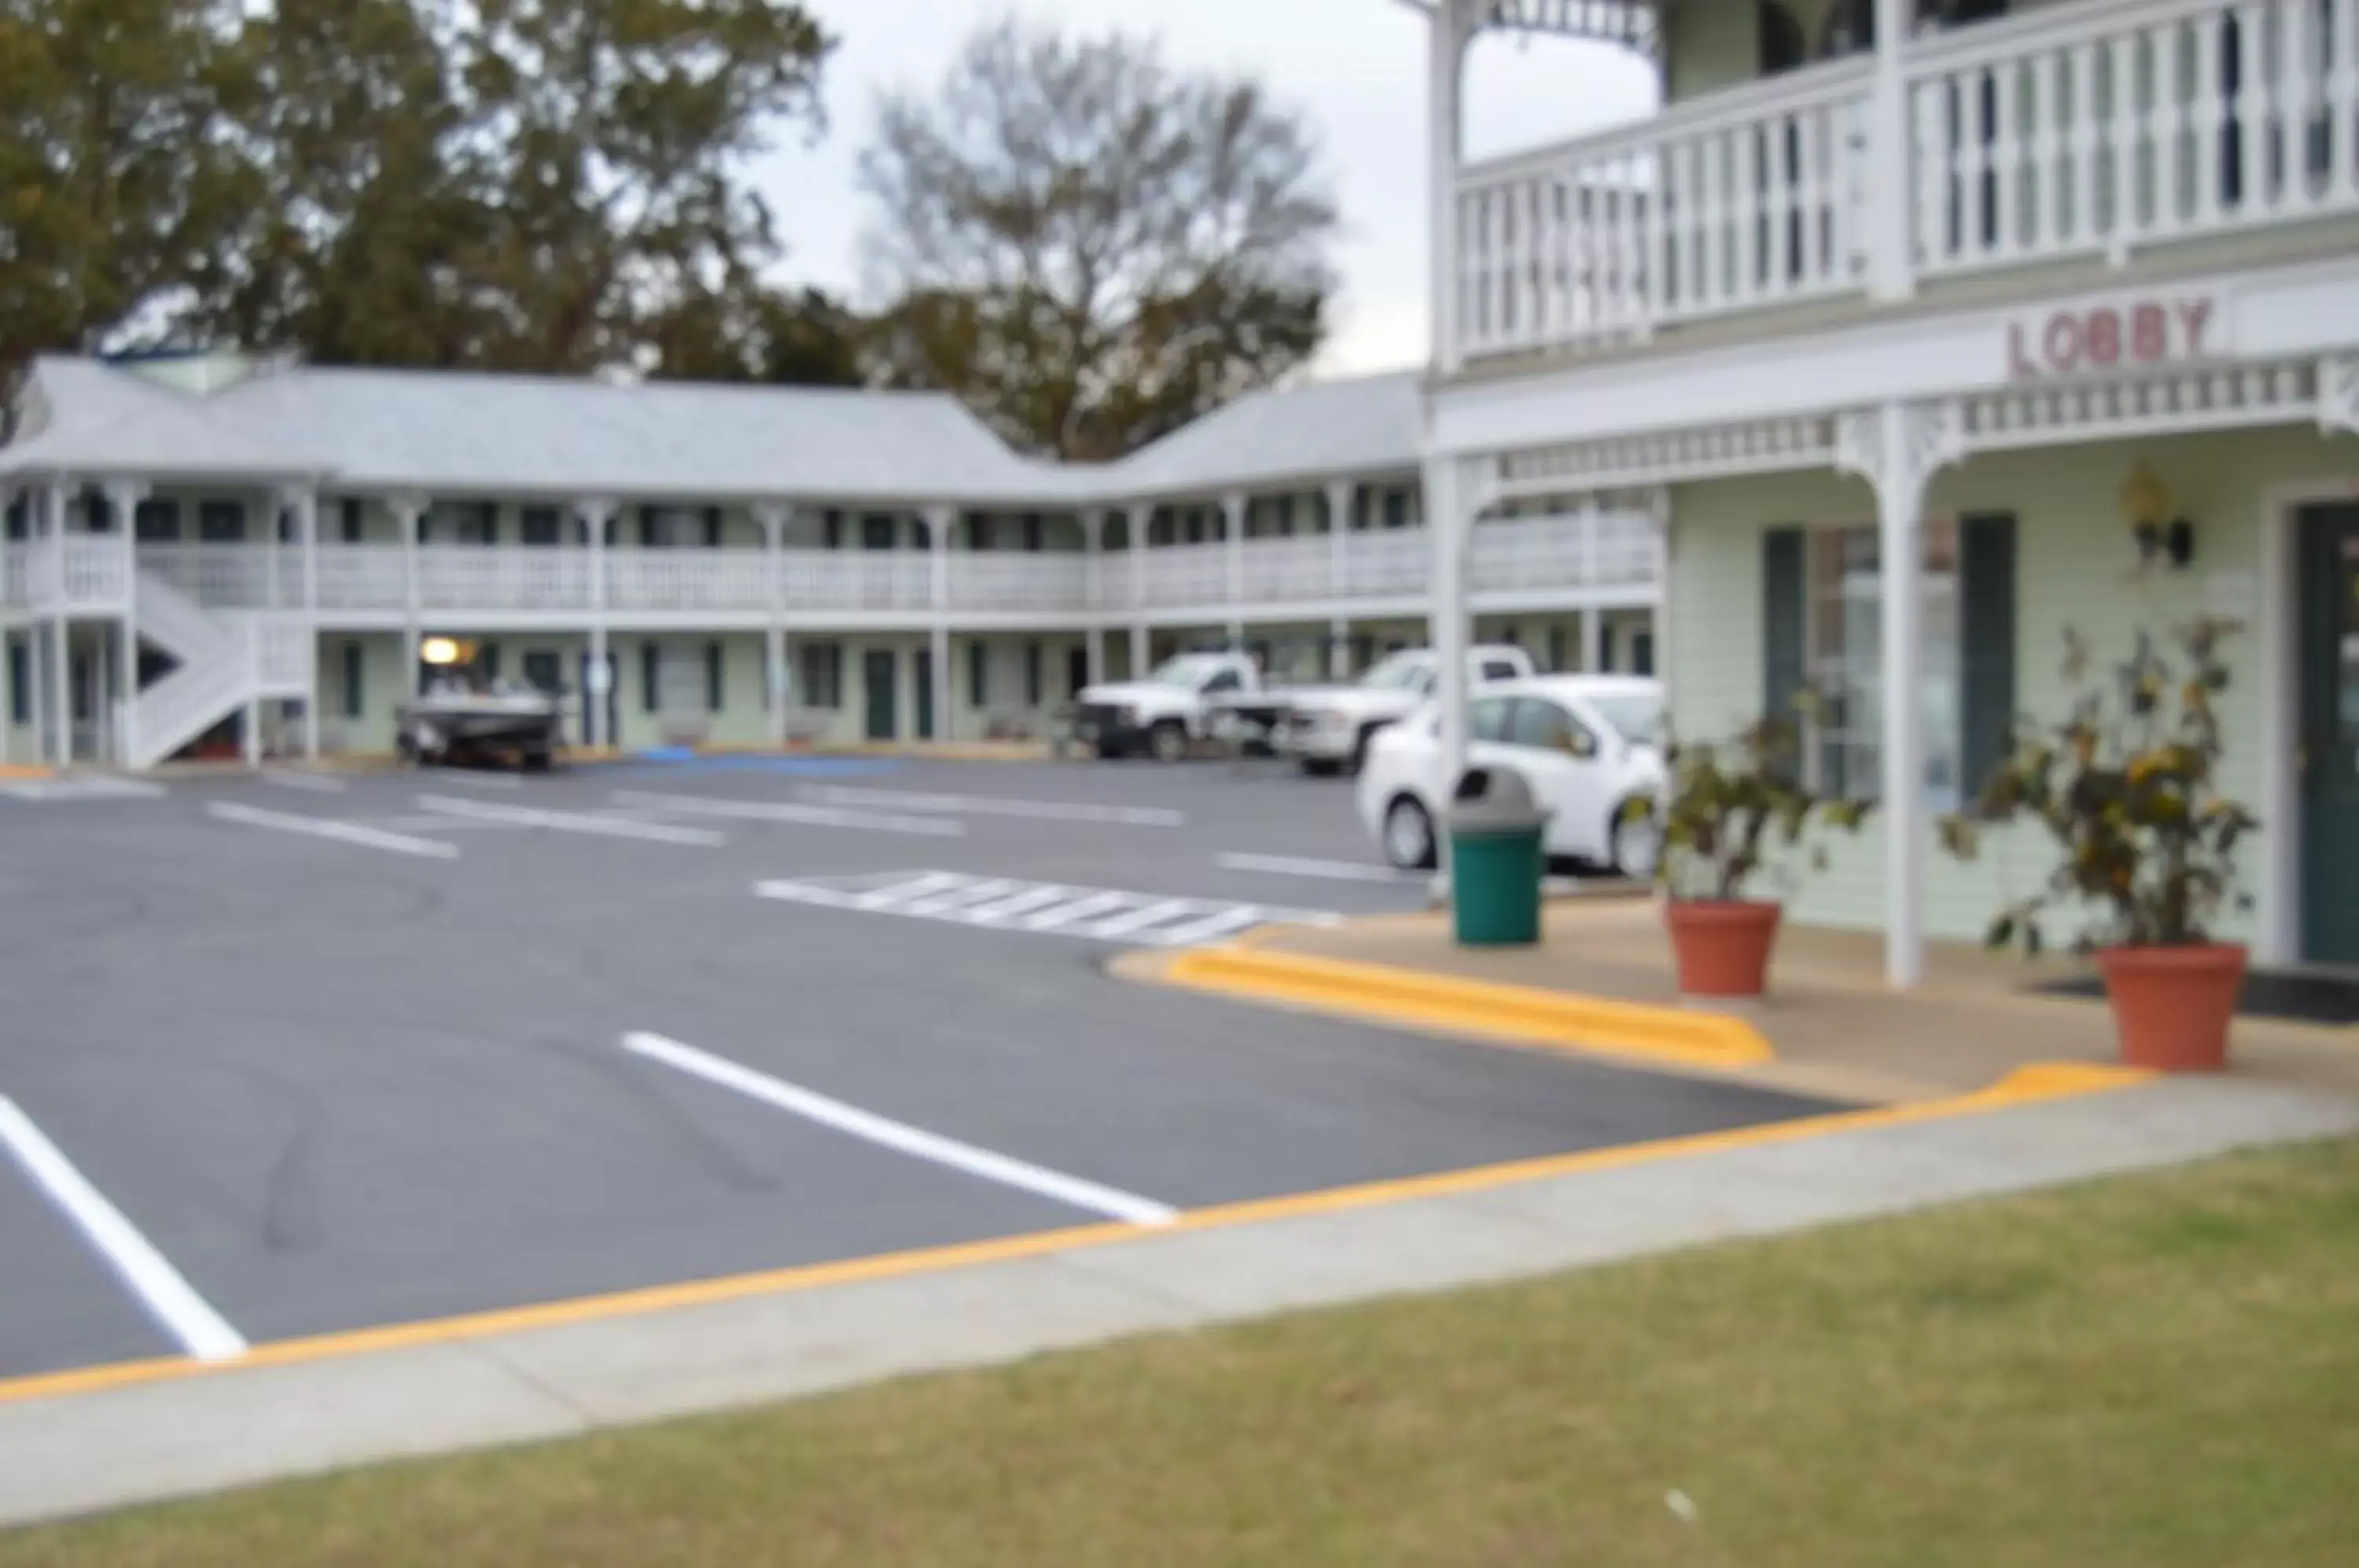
[1908,0,2359,274]
[82,521,1669,624]
[1452,0,2359,362]
[1457,56,1875,358]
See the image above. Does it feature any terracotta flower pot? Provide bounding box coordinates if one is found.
[2096,943,2248,1073]
[1665,900,1783,998]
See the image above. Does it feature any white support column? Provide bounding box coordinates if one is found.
[1223,491,1248,650]
[1330,617,1350,680]
[104,479,149,767]
[1127,502,1150,679]
[756,502,791,748]
[1837,399,1963,991]
[281,484,320,760]
[46,483,69,767]
[1426,454,1470,809]
[578,496,617,750]
[1080,510,1107,685]
[1428,2,1470,375]
[926,504,956,743]
[1580,605,1605,674]
[1865,0,1916,303]
[392,492,426,702]
[1325,479,1356,604]
[1646,486,1673,695]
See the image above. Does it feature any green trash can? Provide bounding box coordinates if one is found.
[1448,766,1550,948]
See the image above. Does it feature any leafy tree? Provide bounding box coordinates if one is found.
[640,278,864,386]
[448,0,833,374]
[858,19,1339,460]
[0,0,250,386]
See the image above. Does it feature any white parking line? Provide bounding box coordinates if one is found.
[0,778,167,802]
[621,1032,1176,1227]
[755,872,1340,947]
[611,790,965,837]
[208,801,460,859]
[259,771,348,794]
[418,771,524,790]
[1216,852,1421,885]
[414,794,726,846]
[797,785,1185,828]
[0,1096,248,1361]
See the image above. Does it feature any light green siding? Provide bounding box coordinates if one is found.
[316,631,410,754]
[1669,426,2359,944]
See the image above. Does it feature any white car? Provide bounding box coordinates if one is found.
[1356,675,1667,876]
[1276,646,1536,776]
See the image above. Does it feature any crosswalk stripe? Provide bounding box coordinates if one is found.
[753,872,1339,948]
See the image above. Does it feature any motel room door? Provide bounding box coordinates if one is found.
[2298,503,2359,967]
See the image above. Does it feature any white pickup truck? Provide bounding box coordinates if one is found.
[1274,645,1537,775]
[1072,652,1264,763]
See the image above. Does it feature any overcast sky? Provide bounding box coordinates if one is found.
[752,0,1658,379]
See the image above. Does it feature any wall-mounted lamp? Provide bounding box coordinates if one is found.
[2120,461,2195,570]
[419,636,472,668]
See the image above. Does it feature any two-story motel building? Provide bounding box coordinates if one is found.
[1408,0,2359,984]
[0,359,1660,772]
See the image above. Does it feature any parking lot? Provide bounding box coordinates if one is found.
[0,756,1838,1383]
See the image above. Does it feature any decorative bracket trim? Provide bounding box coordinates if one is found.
[1834,399,1965,518]
[2320,354,2359,438]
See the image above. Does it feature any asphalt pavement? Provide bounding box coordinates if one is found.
[0,754,1837,1382]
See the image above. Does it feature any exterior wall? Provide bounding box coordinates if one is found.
[316,631,410,753]
[1668,424,2359,944]
[951,632,1087,738]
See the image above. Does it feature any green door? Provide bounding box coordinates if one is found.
[863,649,898,741]
[2298,504,2359,966]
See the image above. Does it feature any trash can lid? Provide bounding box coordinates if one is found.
[1447,764,1551,833]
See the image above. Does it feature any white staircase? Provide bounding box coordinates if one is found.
[128,572,314,770]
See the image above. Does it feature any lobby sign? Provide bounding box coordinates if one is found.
[2005,290,2232,380]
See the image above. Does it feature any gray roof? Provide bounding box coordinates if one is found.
[0,357,315,480]
[1103,370,1426,499]
[1,355,1425,505]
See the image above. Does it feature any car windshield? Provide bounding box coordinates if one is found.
[1357,655,1430,693]
[1584,691,1665,746]
[1146,656,1228,688]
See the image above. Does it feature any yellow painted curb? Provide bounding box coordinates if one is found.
[0,764,53,781]
[0,1055,2144,1412]
[1164,944,1775,1070]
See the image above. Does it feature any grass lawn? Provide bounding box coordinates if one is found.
[9,1137,2359,1568]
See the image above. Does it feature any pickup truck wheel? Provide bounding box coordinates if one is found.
[1298,756,1342,778]
[1382,795,1437,870]
[1149,721,1189,764]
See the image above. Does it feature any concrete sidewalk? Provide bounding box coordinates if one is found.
[1179,900,2359,1106]
[2,1073,2350,1530]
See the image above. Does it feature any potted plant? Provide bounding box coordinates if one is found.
[1633,713,1871,998]
[1941,620,2255,1072]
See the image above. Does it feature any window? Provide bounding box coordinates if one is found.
[800,642,842,708]
[480,643,502,684]
[9,639,28,726]
[1025,642,1043,707]
[705,642,725,712]
[198,501,246,542]
[1632,631,1656,676]
[1023,514,1043,553]
[521,506,561,547]
[523,650,562,695]
[1470,696,1514,742]
[823,510,844,550]
[702,509,722,549]
[642,642,661,713]
[860,514,896,550]
[1480,659,1522,682]
[1507,698,1592,756]
[968,515,993,550]
[3,495,25,539]
[134,499,182,541]
[968,641,988,708]
[444,502,496,545]
[340,498,364,543]
[1382,490,1408,530]
[1804,519,1962,806]
[1547,626,1567,673]
[1201,668,1243,695]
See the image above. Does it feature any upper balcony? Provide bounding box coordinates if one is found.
[1,510,1661,626]
[1447,0,2359,369]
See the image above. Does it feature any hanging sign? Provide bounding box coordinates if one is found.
[2005,290,2230,380]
